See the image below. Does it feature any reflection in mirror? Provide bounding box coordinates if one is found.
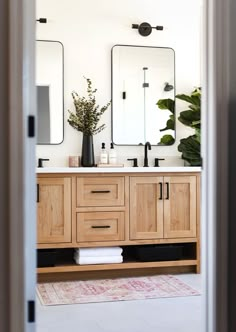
[112,45,175,145]
[36,40,64,144]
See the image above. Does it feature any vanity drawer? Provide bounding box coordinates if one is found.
[76,177,125,207]
[77,211,125,242]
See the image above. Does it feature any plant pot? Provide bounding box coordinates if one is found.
[81,134,95,167]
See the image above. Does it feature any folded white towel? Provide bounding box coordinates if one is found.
[74,250,122,260]
[74,247,123,257]
[74,255,123,265]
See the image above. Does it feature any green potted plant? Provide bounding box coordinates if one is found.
[177,87,201,166]
[157,87,202,166]
[68,77,111,167]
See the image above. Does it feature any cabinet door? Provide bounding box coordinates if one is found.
[164,176,197,238]
[130,177,164,240]
[37,177,72,244]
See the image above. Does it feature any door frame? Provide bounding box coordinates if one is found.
[2,0,233,331]
[8,0,36,331]
[202,0,229,331]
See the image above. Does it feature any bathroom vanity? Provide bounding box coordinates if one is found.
[36,167,201,281]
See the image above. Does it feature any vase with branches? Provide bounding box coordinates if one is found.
[68,77,111,167]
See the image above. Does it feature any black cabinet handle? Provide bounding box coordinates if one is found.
[91,225,111,229]
[159,182,163,200]
[166,182,170,200]
[37,184,39,203]
[91,190,111,194]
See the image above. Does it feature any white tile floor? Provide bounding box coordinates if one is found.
[36,274,202,332]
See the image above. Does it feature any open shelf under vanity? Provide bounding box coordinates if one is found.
[37,242,198,280]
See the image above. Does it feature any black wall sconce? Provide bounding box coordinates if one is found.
[132,22,163,37]
[164,82,174,91]
[36,18,47,24]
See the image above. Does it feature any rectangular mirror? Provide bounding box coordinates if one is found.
[36,40,64,144]
[111,45,175,145]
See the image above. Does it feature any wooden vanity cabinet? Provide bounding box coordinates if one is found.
[130,175,197,240]
[37,171,200,279]
[37,177,72,245]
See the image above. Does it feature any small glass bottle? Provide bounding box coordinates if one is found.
[109,142,117,165]
[100,142,108,164]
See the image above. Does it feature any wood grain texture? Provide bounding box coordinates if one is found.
[164,176,197,238]
[124,176,130,241]
[37,237,197,249]
[71,176,77,245]
[77,211,125,242]
[37,259,198,274]
[38,266,195,282]
[37,172,201,277]
[76,176,125,207]
[130,177,164,240]
[37,177,72,244]
[76,206,125,212]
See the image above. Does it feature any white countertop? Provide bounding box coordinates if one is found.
[36,166,201,174]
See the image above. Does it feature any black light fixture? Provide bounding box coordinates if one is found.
[36,18,47,24]
[164,82,174,92]
[132,22,163,37]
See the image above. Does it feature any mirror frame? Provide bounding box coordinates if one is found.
[111,44,176,146]
[36,39,65,145]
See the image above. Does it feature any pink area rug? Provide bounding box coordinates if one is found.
[37,275,200,306]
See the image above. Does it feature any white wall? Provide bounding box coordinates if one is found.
[36,0,202,167]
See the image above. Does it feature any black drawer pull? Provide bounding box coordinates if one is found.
[166,182,170,200]
[91,225,111,229]
[91,190,111,194]
[37,184,39,203]
[159,182,163,200]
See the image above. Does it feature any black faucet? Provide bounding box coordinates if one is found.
[38,158,49,168]
[144,142,151,167]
